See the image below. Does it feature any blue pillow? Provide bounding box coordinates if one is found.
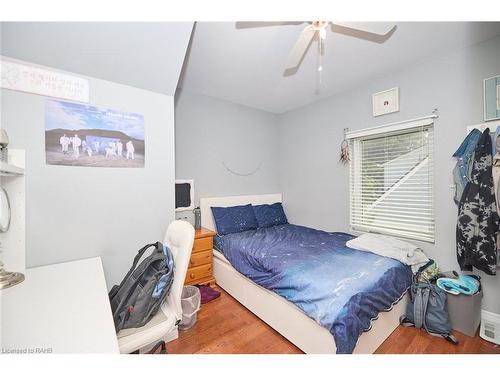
[211,204,258,235]
[253,202,288,228]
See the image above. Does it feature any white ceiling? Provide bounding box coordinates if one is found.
[179,22,500,113]
[1,22,193,96]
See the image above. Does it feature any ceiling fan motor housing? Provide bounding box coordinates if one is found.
[311,21,329,30]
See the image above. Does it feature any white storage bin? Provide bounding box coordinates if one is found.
[179,285,201,330]
[480,309,500,345]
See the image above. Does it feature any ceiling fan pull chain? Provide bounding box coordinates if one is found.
[318,36,323,85]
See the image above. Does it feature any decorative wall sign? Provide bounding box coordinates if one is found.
[1,59,89,103]
[484,75,500,121]
[45,100,145,168]
[372,87,399,117]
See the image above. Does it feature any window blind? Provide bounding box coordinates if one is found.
[349,124,435,243]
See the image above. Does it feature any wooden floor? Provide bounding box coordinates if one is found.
[167,287,500,354]
[376,326,500,354]
[168,287,301,353]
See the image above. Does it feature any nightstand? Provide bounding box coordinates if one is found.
[184,227,216,287]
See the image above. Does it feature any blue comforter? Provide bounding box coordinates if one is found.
[214,224,412,353]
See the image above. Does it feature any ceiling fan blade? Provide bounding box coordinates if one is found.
[332,22,396,36]
[235,21,305,29]
[330,22,397,44]
[285,25,316,71]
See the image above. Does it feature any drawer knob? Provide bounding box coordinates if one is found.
[190,273,195,279]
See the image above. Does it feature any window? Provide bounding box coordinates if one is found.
[348,119,435,242]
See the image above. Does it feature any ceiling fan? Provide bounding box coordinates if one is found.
[236,21,397,77]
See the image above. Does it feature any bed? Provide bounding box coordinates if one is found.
[200,193,411,354]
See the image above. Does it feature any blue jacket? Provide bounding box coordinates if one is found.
[452,129,482,205]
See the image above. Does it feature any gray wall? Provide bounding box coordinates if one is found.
[174,90,280,220]
[277,35,500,313]
[1,69,176,289]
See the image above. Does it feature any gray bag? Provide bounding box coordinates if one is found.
[109,242,174,332]
[400,282,458,344]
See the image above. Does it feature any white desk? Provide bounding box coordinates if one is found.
[1,257,119,353]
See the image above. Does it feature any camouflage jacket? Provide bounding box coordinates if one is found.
[456,128,499,275]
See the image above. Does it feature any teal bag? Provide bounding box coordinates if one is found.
[400,282,458,344]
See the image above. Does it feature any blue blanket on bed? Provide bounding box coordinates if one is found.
[214,224,412,354]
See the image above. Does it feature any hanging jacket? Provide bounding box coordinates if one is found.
[493,126,500,155]
[456,128,499,275]
[491,140,500,266]
[452,128,482,205]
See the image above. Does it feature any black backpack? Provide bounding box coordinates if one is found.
[109,242,174,332]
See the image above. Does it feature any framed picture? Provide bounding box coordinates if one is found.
[484,75,500,122]
[45,99,145,168]
[372,87,399,117]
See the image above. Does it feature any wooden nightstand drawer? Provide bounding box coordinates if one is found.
[193,236,213,253]
[189,249,212,268]
[185,264,212,283]
[185,227,216,287]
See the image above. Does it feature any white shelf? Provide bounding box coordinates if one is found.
[0,160,25,176]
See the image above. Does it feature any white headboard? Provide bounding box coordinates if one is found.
[200,193,282,232]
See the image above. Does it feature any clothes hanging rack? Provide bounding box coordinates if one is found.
[466,119,500,134]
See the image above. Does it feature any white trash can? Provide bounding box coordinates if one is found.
[179,285,201,330]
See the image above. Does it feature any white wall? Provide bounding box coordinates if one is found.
[174,90,280,220]
[1,64,176,289]
[277,35,500,313]
[1,22,193,96]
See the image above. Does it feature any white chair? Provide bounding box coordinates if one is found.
[116,220,195,353]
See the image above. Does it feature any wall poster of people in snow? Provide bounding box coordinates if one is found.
[45,99,145,168]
